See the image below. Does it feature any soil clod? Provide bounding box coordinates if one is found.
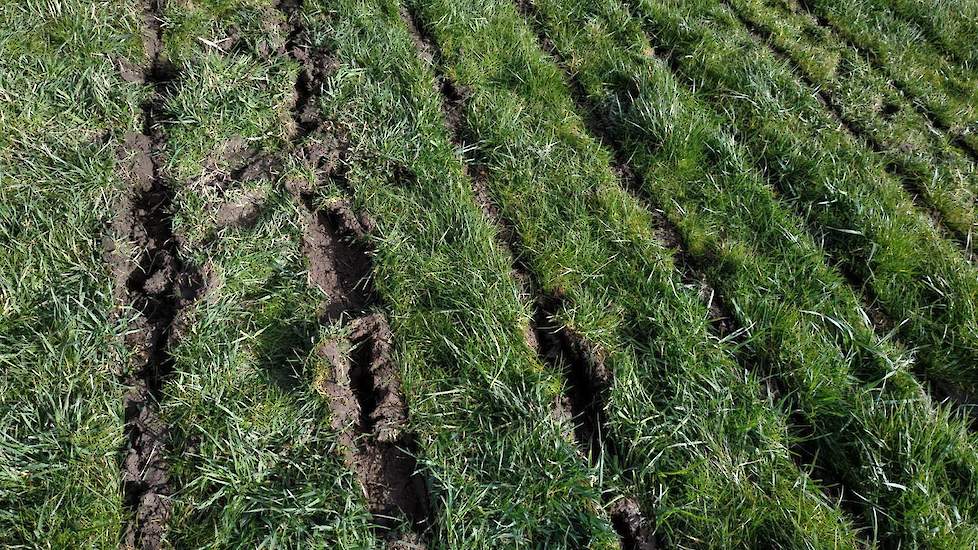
[610,497,657,550]
[315,314,430,536]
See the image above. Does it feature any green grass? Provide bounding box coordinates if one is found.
[726,0,978,244]
[406,0,859,546]
[884,0,978,69]
[791,0,978,154]
[0,0,145,545]
[303,0,618,545]
[5,0,978,546]
[522,0,978,544]
[152,2,379,546]
[156,0,619,545]
[164,189,379,547]
[628,0,978,398]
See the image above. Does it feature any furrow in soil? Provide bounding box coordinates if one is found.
[109,1,201,548]
[399,5,656,548]
[278,2,432,543]
[510,0,877,537]
[787,0,978,160]
[723,4,968,251]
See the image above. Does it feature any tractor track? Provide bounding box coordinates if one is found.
[400,5,655,548]
[278,1,432,543]
[108,1,203,548]
[610,0,928,351]
[509,0,878,539]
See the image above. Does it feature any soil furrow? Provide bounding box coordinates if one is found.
[315,314,431,541]
[110,1,201,548]
[278,2,431,543]
[777,0,978,162]
[787,0,978,161]
[723,4,968,252]
[512,0,875,532]
[626,3,945,351]
[399,5,655,547]
[512,0,741,342]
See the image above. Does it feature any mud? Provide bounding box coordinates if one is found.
[107,1,203,548]
[279,1,432,541]
[610,497,657,550]
[215,189,265,229]
[314,315,430,535]
[300,197,373,321]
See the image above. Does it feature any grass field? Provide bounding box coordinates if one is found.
[2,0,978,548]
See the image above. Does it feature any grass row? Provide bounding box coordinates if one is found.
[300,0,621,546]
[523,0,978,544]
[153,2,378,545]
[792,0,978,154]
[884,0,978,69]
[727,0,978,244]
[406,0,862,546]
[157,2,611,548]
[0,1,145,545]
[628,0,978,397]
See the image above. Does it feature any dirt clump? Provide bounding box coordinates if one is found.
[314,314,430,536]
[610,497,657,550]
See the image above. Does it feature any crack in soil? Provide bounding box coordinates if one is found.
[278,2,431,543]
[107,1,201,548]
[399,5,655,546]
[315,315,431,538]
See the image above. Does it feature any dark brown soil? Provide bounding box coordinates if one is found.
[314,314,430,535]
[610,497,657,550]
[110,2,202,548]
[280,0,432,541]
[215,189,265,229]
[301,199,373,321]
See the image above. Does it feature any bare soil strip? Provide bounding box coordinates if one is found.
[399,5,655,547]
[109,1,202,548]
[787,0,978,160]
[315,315,431,539]
[278,1,432,542]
